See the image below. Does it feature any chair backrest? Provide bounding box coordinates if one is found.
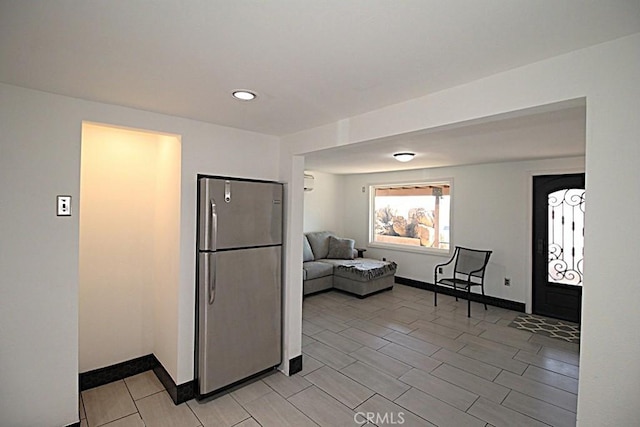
[453,246,492,278]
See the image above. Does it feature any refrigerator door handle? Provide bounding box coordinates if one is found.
[208,254,217,305]
[210,199,217,251]
[199,178,219,251]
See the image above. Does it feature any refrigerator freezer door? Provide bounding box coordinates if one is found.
[198,246,282,395]
[198,178,282,250]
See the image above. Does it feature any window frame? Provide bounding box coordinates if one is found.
[368,179,453,256]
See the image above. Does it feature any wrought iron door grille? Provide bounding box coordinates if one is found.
[548,188,585,286]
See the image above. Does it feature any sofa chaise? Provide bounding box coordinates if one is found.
[303,231,397,297]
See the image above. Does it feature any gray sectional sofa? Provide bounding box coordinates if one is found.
[303,231,397,297]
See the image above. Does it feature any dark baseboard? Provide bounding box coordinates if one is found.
[65,423,80,427]
[153,360,195,405]
[79,354,157,391]
[302,288,333,298]
[354,286,393,299]
[289,355,303,375]
[79,354,195,405]
[395,276,525,313]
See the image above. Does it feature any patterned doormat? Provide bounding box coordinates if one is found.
[509,313,580,343]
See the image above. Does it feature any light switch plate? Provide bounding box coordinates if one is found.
[57,195,72,216]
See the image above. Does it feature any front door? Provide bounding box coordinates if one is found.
[532,173,585,323]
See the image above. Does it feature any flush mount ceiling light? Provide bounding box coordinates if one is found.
[393,152,415,162]
[232,90,257,101]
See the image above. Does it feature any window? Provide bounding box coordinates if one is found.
[370,181,451,253]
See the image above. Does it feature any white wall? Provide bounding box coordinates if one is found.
[0,85,81,427]
[282,34,640,426]
[303,170,345,235]
[0,82,279,427]
[339,157,584,305]
[278,154,305,375]
[78,123,181,373]
[153,133,183,382]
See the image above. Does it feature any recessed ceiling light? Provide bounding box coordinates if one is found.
[393,152,415,162]
[232,90,257,101]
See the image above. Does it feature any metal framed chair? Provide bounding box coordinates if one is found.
[434,246,492,317]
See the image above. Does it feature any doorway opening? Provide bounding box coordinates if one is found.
[532,173,585,323]
[78,122,181,375]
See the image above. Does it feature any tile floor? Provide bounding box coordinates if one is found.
[80,285,580,426]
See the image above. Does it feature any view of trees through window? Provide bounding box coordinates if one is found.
[372,182,451,251]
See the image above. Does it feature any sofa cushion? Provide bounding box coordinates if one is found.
[303,261,334,280]
[306,231,335,260]
[302,235,315,262]
[326,236,355,260]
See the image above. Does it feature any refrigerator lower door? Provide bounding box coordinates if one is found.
[198,246,282,395]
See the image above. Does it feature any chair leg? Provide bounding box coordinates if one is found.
[434,287,438,307]
[454,284,458,301]
[467,288,471,317]
[481,284,487,311]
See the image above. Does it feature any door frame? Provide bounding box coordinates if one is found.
[525,168,585,314]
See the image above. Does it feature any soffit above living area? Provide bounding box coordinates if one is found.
[0,1,638,137]
[304,102,586,175]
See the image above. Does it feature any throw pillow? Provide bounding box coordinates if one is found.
[326,236,355,260]
[302,235,315,262]
[306,231,336,260]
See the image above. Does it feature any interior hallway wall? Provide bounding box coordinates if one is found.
[78,123,181,373]
[152,133,183,378]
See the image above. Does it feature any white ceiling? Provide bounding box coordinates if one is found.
[1,1,638,138]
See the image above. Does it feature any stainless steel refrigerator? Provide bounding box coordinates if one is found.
[196,176,283,397]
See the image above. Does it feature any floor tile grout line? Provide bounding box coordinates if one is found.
[360,391,433,426]
[182,392,206,426]
[464,394,483,415]
[494,375,578,414]
[515,366,580,396]
[377,342,444,373]
[395,385,487,426]
[229,388,256,421]
[79,394,86,423]
[278,383,322,427]
[513,351,581,376]
[286,383,358,423]
[524,365,580,384]
[91,409,139,427]
[83,380,139,427]
[499,389,574,425]
[531,346,582,367]
[120,377,142,427]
